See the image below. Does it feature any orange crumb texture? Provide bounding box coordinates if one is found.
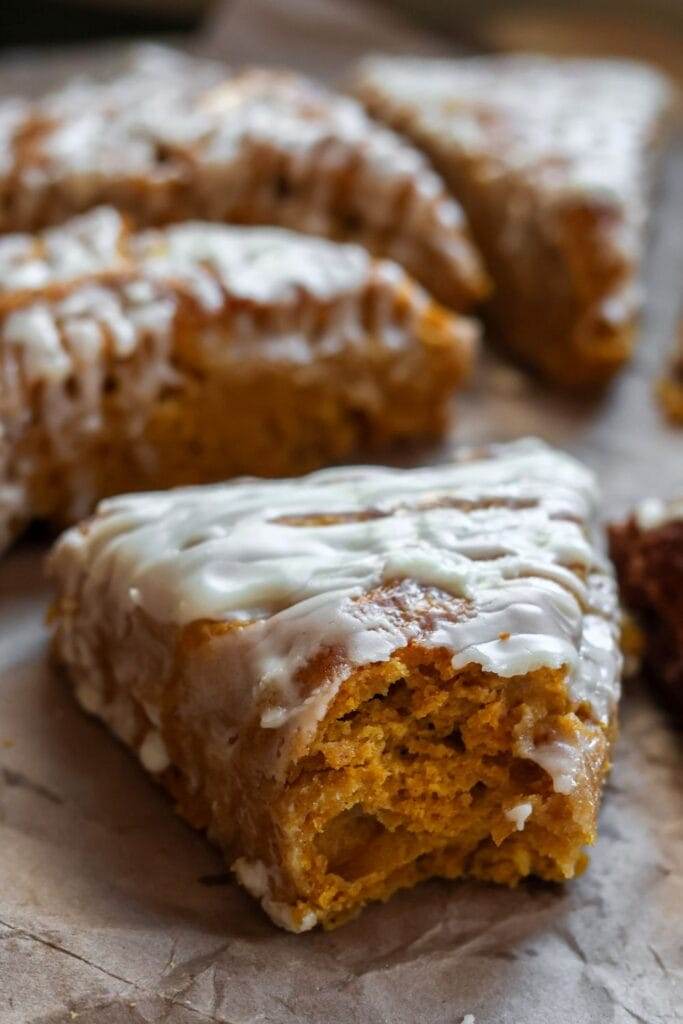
[154,631,615,931]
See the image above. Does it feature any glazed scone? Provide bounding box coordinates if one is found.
[609,497,683,716]
[658,321,683,423]
[0,46,488,312]
[0,208,477,552]
[49,439,622,931]
[353,55,674,389]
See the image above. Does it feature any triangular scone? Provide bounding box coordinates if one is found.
[49,439,621,931]
[0,208,477,553]
[0,46,487,313]
[353,55,674,388]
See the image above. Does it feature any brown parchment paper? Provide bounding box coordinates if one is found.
[0,2,682,1021]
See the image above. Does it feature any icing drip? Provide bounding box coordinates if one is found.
[231,858,317,933]
[505,802,533,831]
[635,496,683,530]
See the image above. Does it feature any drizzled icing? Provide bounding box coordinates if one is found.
[0,208,126,296]
[17,51,453,202]
[354,55,671,212]
[0,212,423,395]
[50,440,622,753]
[0,209,472,551]
[0,46,486,309]
[0,208,372,308]
[130,222,372,308]
[354,55,672,358]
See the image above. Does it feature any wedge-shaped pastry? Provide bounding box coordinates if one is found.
[49,439,622,931]
[610,498,683,716]
[353,55,674,388]
[0,46,487,312]
[659,322,683,423]
[0,208,476,553]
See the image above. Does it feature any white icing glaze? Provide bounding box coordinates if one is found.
[355,54,671,305]
[520,729,602,798]
[131,223,371,308]
[2,209,460,547]
[635,496,683,530]
[0,45,481,302]
[355,54,670,212]
[138,729,171,774]
[232,857,317,933]
[49,440,622,752]
[0,207,126,294]
[505,802,532,831]
[0,208,372,309]
[34,46,225,180]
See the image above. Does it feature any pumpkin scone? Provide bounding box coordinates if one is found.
[49,439,622,931]
[609,497,683,716]
[0,207,477,553]
[0,45,487,312]
[353,55,674,389]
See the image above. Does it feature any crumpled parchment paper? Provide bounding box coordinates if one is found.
[0,2,682,1021]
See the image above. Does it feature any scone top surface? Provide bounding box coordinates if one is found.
[0,210,391,394]
[0,206,373,307]
[354,54,671,215]
[13,46,441,186]
[51,440,621,734]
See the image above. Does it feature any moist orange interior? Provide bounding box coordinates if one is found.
[273,650,610,929]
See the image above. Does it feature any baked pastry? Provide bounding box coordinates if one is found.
[658,321,683,423]
[609,498,683,715]
[353,55,674,389]
[49,439,622,931]
[0,207,477,553]
[0,45,488,312]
